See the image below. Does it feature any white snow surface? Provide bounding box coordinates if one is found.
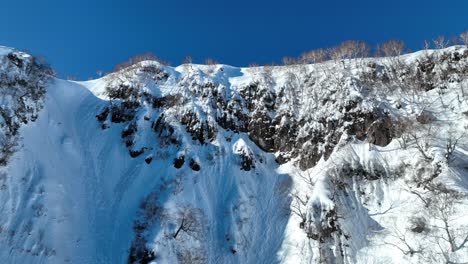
[0,45,467,264]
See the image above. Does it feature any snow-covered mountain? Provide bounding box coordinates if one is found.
[0,45,467,264]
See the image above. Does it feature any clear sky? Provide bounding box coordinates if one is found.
[1,0,467,79]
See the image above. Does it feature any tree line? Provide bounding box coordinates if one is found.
[106,31,468,76]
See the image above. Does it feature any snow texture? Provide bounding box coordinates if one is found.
[0,45,467,264]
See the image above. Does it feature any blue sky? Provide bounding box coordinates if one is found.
[1,0,467,79]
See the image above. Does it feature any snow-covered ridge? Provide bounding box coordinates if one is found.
[0,45,467,263]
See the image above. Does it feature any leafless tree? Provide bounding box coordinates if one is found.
[290,169,315,229]
[300,48,328,64]
[433,36,450,49]
[460,31,468,46]
[409,132,433,161]
[327,40,371,69]
[341,40,370,59]
[183,55,193,64]
[290,190,309,228]
[296,168,315,188]
[282,56,298,66]
[300,48,331,79]
[114,52,168,72]
[424,186,468,263]
[203,58,218,75]
[384,220,423,256]
[379,40,405,57]
[173,206,204,240]
[204,58,218,65]
[445,130,465,164]
[328,46,345,63]
[180,55,194,79]
[261,65,275,87]
[391,117,413,149]
[423,40,431,50]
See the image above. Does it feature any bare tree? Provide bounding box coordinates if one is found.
[114,52,168,72]
[460,31,468,46]
[173,206,203,239]
[433,36,450,49]
[300,48,328,64]
[379,40,405,57]
[329,46,345,62]
[423,40,431,50]
[445,131,465,164]
[290,190,309,228]
[282,56,298,66]
[204,58,218,65]
[183,55,193,64]
[409,131,433,161]
[340,40,370,59]
[384,220,423,256]
[290,169,315,229]
[180,55,194,79]
[203,58,219,75]
[424,186,468,263]
[394,117,412,149]
[300,48,331,79]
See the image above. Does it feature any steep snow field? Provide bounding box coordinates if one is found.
[0,45,467,264]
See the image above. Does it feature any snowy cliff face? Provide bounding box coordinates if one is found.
[0,45,467,264]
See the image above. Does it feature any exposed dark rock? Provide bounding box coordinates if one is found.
[416,110,435,124]
[96,107,109,122]
[7,53,24,68]
[139,65,169,81]
[106,84,138,100]
[144,156,153,164]
[109,103,137,123]
[248,111,276,152]
[338,162,386,181]
[130,148,146,158]
[366,116,393,146]
[0,51,50,166]
[181,111,216,144]
[189,159,201,171]
[275,153,291,165]
[174,156,185,169]
[238,152,255,171]
[128,248,156,264]
[97,48,467,169]
[410,217,428,233]
[122,122,137,139]
[152,94,181,108]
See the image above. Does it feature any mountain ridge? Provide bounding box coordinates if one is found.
[0,45,467,263]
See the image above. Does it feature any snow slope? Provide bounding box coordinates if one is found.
[0,45,467,264]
